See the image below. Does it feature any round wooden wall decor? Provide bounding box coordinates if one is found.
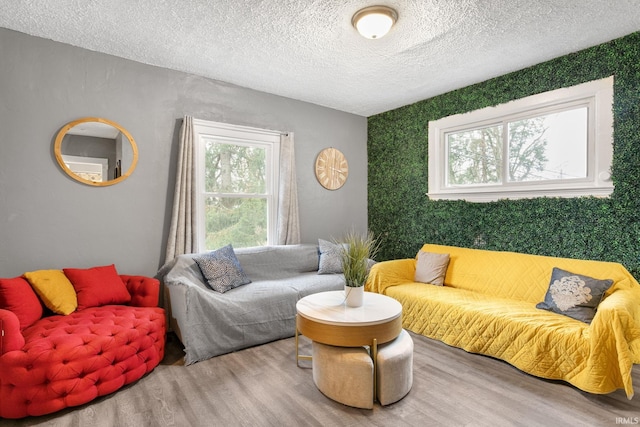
[315,147,348,190]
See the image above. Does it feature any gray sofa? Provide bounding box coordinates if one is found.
[158,244,345,364]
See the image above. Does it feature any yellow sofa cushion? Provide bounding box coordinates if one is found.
[421,244,634,303]
[23,269,78,315]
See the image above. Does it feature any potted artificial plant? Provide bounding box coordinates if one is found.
[340,231,378,307]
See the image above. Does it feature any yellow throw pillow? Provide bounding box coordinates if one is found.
[24,270,78,315]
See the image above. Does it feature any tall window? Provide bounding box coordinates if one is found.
[428,77,614,202]
[193,119,280,251]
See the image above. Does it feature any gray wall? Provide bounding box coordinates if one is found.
[0,28,368,278]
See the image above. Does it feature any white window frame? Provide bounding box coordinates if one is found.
[193,119,281,252]
[427,76,614,202]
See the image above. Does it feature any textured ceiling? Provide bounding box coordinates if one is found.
[1,1,640,116]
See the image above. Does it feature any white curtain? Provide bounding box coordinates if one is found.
[276,133,300,244]
[165,116,197,263]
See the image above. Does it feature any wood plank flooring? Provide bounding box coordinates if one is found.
[5,331,640,426]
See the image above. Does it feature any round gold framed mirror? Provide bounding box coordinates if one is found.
[54,117,138,186]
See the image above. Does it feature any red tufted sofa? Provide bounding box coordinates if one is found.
[0,274,166,419]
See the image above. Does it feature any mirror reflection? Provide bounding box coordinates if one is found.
[54,117,138,186]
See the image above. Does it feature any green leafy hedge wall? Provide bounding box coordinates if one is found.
[368,31,640,278]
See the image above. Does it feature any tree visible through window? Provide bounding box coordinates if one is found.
[447,125,503,185]
[194,119,280,252]
[429,77,612,202]
[507,116,548,182]
[446,108,587,187]
[203,141,268,249]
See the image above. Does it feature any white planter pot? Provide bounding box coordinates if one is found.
[345,285,364,307]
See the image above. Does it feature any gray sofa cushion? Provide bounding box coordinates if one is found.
[234,244,320,280]
[158,244,344,364]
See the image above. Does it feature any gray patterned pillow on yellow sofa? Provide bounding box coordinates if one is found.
[536,267,613,324]
[193,244,251,293]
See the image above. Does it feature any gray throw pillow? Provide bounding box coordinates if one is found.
[193,244,251,293]
[536,267,613,324]
[318,239,345,274]
[414,251,450,286]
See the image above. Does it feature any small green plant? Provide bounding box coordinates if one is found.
[340,231,379,288]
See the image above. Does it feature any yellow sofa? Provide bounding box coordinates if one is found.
[366,244,640,398]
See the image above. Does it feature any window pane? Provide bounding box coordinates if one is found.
[446,126,502,186]
[508,108,587,182]
[204,197,267,250]
[204,141,266,193]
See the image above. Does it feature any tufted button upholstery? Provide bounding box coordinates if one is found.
[0,309,25,353]
[120,275,160,308]
[0,276,165,419]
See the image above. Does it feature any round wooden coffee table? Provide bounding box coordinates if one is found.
[295,290,403,403]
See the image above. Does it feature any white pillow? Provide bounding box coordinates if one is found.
[415,251,450,286]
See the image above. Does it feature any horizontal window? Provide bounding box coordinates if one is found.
[428,77,614,202]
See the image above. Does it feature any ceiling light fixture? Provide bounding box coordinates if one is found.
[352,5,398,39]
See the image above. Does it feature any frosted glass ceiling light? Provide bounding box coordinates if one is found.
[352,6,398,39]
